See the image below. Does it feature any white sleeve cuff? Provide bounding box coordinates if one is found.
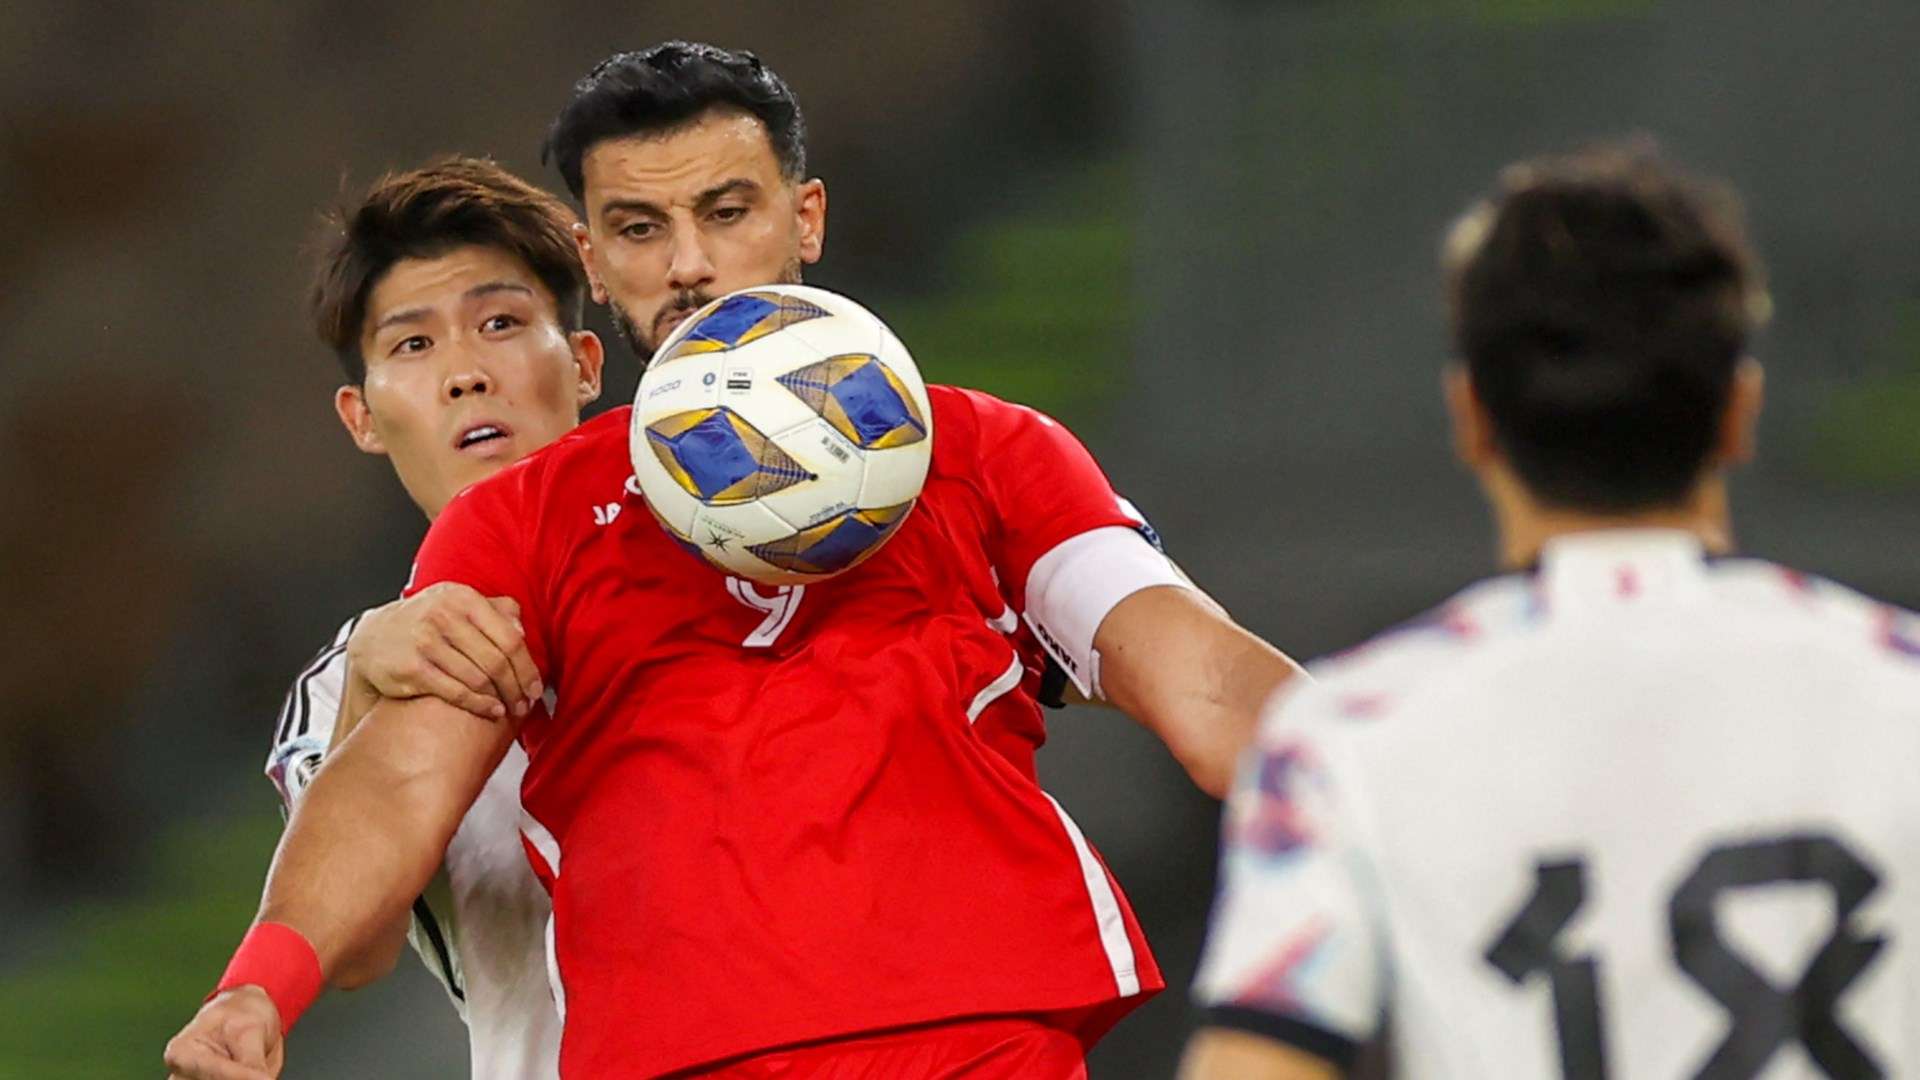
[1022,525,1192,699]
[266,734,329,808]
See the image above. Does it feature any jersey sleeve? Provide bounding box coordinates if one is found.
[956,390,1169,697]
[264,615,362,809]
[1191,684,1389,1068]
[405,477,552,681]
[962,391,1135,591]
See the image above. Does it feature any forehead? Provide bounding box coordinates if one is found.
[579,110,784,208]
[364,245,550,329]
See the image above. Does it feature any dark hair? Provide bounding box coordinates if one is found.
[1445,139,1769,512]
[310,156,586,383]
[543,41,807,201]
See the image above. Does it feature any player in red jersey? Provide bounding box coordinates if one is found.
[166,42,1302,1079]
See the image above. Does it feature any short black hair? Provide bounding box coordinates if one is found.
[1445,140,1769,512]
[310,156,585,383]
[543,41,807,202]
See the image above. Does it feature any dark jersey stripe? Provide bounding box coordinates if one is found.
[411,896,465,1002]
[276,642,343,745]
[289,643,346,741]
[273,612,367,747]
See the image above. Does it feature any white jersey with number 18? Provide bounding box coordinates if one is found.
[266,613,560,1080]
[1195,529,1920,1078]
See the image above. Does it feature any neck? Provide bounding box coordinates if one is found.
[1490,472,1733,570]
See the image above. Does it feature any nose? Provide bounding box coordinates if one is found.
[666,227,717,292]
[443,367,491,402]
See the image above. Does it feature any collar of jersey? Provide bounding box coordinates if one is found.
[1535,527,1712,614]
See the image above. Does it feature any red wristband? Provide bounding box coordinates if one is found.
[211,922,324,1034]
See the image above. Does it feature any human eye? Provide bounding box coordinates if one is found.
[481,313,523,334]
[710,205,749,224]
[620,220,660,241]
[391,334,431,356]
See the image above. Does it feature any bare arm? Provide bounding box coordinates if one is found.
[1094,585,1304,797]
[1179,1029,1340,1080]
[169,695,513,1078]
[317,585,536,987]
[309,672,416,990]
[264,694,515,972]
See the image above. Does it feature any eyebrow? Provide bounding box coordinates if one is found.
[371,281,535,334]
[598,178,763,221]
[464,280,536,303]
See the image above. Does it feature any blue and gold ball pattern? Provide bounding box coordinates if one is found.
[643,407,814,505]
[775,355,929,451]
[653,291,830,366]
[748,503,915,577]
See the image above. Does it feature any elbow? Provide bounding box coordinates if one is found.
[329,938,404,991]
[1144,696,1257,800]
[327,916,410,991]
[1190,756,1236,800]
[1170,736,1238,799]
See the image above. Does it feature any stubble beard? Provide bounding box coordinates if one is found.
[614,257,807,367]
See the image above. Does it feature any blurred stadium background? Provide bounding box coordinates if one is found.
[3,1,1918,1075]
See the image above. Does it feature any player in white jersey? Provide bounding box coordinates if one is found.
[245,155,614,1078]
[1185,142,1920,1078]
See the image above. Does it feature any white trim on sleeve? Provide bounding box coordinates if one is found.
[966,651,1025,723]
[1022,526,1191,699]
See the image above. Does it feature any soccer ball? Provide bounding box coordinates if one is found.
[629,284,934,586]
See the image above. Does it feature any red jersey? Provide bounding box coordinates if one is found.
[407,385,1163,1078]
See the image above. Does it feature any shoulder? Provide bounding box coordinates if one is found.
[1707,558,1920,666]
[928,384,1069,433]
[1285,574,1541,725]
[273,613,362,740]
[266,611,369,799]
[928,384,1075,447]
[925,384,982,462]
[926,384,1101,485]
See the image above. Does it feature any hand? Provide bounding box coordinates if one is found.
[346,583,541,722]
[163,986,284,1080]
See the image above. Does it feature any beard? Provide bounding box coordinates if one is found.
[614,256,807,366]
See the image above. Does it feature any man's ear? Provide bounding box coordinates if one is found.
[335,384,386,455]
[573,221,609,304]
[1443,365,1497,469]
[794,178,826,266]
[1716,357,1765,466]
[571,330,606,407]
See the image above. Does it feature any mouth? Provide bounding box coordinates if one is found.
[454,421,514,452]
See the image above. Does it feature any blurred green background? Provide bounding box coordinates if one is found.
[2,2,1917,1076]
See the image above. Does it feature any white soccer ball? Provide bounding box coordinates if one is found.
[629,284,934,586]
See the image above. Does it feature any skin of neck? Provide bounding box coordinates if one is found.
[1480,462,1735,570]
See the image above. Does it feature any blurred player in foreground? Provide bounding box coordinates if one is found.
[1183,142,1920,1078]
[167,41,1302,1080]
[252,157,606,1078]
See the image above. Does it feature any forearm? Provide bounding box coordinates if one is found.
[263,674,430,988]
[1173,630,1298,795]
[258,698,510,981]
[1098,586,1304,797]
